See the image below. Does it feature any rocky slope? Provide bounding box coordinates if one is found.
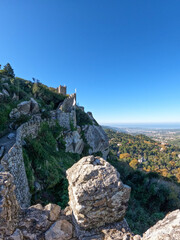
[0,74,109,208]
[1,156,180,240]
[0,71,180,239]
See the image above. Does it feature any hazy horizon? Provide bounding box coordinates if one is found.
[101,122,180,129]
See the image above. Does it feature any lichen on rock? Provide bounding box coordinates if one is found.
[66,155,131,230]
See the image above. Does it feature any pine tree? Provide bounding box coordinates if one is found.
[3,63,15,77]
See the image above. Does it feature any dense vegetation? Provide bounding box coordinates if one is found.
[23,122,81,208]
[76,107,93,126]
[106,129,180,182]
[0,63,66,135]
[106,129,180,234]
[1,63,180,235]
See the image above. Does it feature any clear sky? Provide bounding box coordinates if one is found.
[1,0,180,124]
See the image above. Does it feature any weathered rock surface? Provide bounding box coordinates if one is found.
[59,93,76,112]
[2,88,10,97]
[83,125,109,159]
[65,131,84,154]
[16,100,31,115]
[1,161,180,240]
[30,97,39,114]
[0,173,76,239]
[45,219,73,240]
[142,209,180,240]
[9,98,39,119]
[66,155,131,230]
[44,203,61,221]
[8,229,23,240]
[0,172,20,239]
[75,218,135,240]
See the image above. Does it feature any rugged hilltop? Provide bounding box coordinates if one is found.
[0,66,109,208]
[0,65,180,239]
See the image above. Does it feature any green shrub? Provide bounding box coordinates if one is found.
[76,108,93,126]
[14,115,31,126]
[23,122,81,208]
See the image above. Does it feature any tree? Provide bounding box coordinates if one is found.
[3,63,15,77]
[129,159,138,169]
[119,153,131,159]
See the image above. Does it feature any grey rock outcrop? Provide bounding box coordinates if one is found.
[142,209,180,240]
[16,101,31,115]
[0,172,20,238]
[83,125,109,159]
[2,88,10,97]
[66,155,131,230]
[30,97,39,114]
[65,131,84,154]
[45,219,73,240]
[59,93,76,112]
[2,82,10,91]
[12,93,18,101]
[9,98,39,119]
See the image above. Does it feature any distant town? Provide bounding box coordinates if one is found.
[103,125,180,147]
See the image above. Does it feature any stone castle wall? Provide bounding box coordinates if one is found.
[56,109,77,130]
[0,107,77,208]
[1,118,55,208]
[57,85,67,95]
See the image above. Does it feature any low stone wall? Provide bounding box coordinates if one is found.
[1,117,55,208]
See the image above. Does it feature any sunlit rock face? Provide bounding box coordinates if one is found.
[66,155,131,230]
[0,172,20,238]
[142,209,180,240]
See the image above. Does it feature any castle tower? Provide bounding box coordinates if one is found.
[57,85,67,95]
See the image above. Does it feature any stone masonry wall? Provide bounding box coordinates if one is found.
[56,109,77,130]
[0,172,20,239]
[0,104,77,208]
[1,117,55,208]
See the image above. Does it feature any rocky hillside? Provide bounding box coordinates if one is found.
[0,64,180,240]
[1,156,180,240]
[0,65,109,209]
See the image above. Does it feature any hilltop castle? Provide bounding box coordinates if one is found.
[57,85,67,95]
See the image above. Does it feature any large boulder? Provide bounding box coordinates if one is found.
[16,100,31,115]
[45,219,73,240]
[65,131,84,154]
[66,155,131,230]
[44,203,61,221]
[9,98,39,119]
[83,125,109,159]
[30,98,39,114]
[2,88,10,97]
[18,204,52,239]
[142,209,180,240]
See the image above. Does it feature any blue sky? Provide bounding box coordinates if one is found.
[1,0,180,124]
